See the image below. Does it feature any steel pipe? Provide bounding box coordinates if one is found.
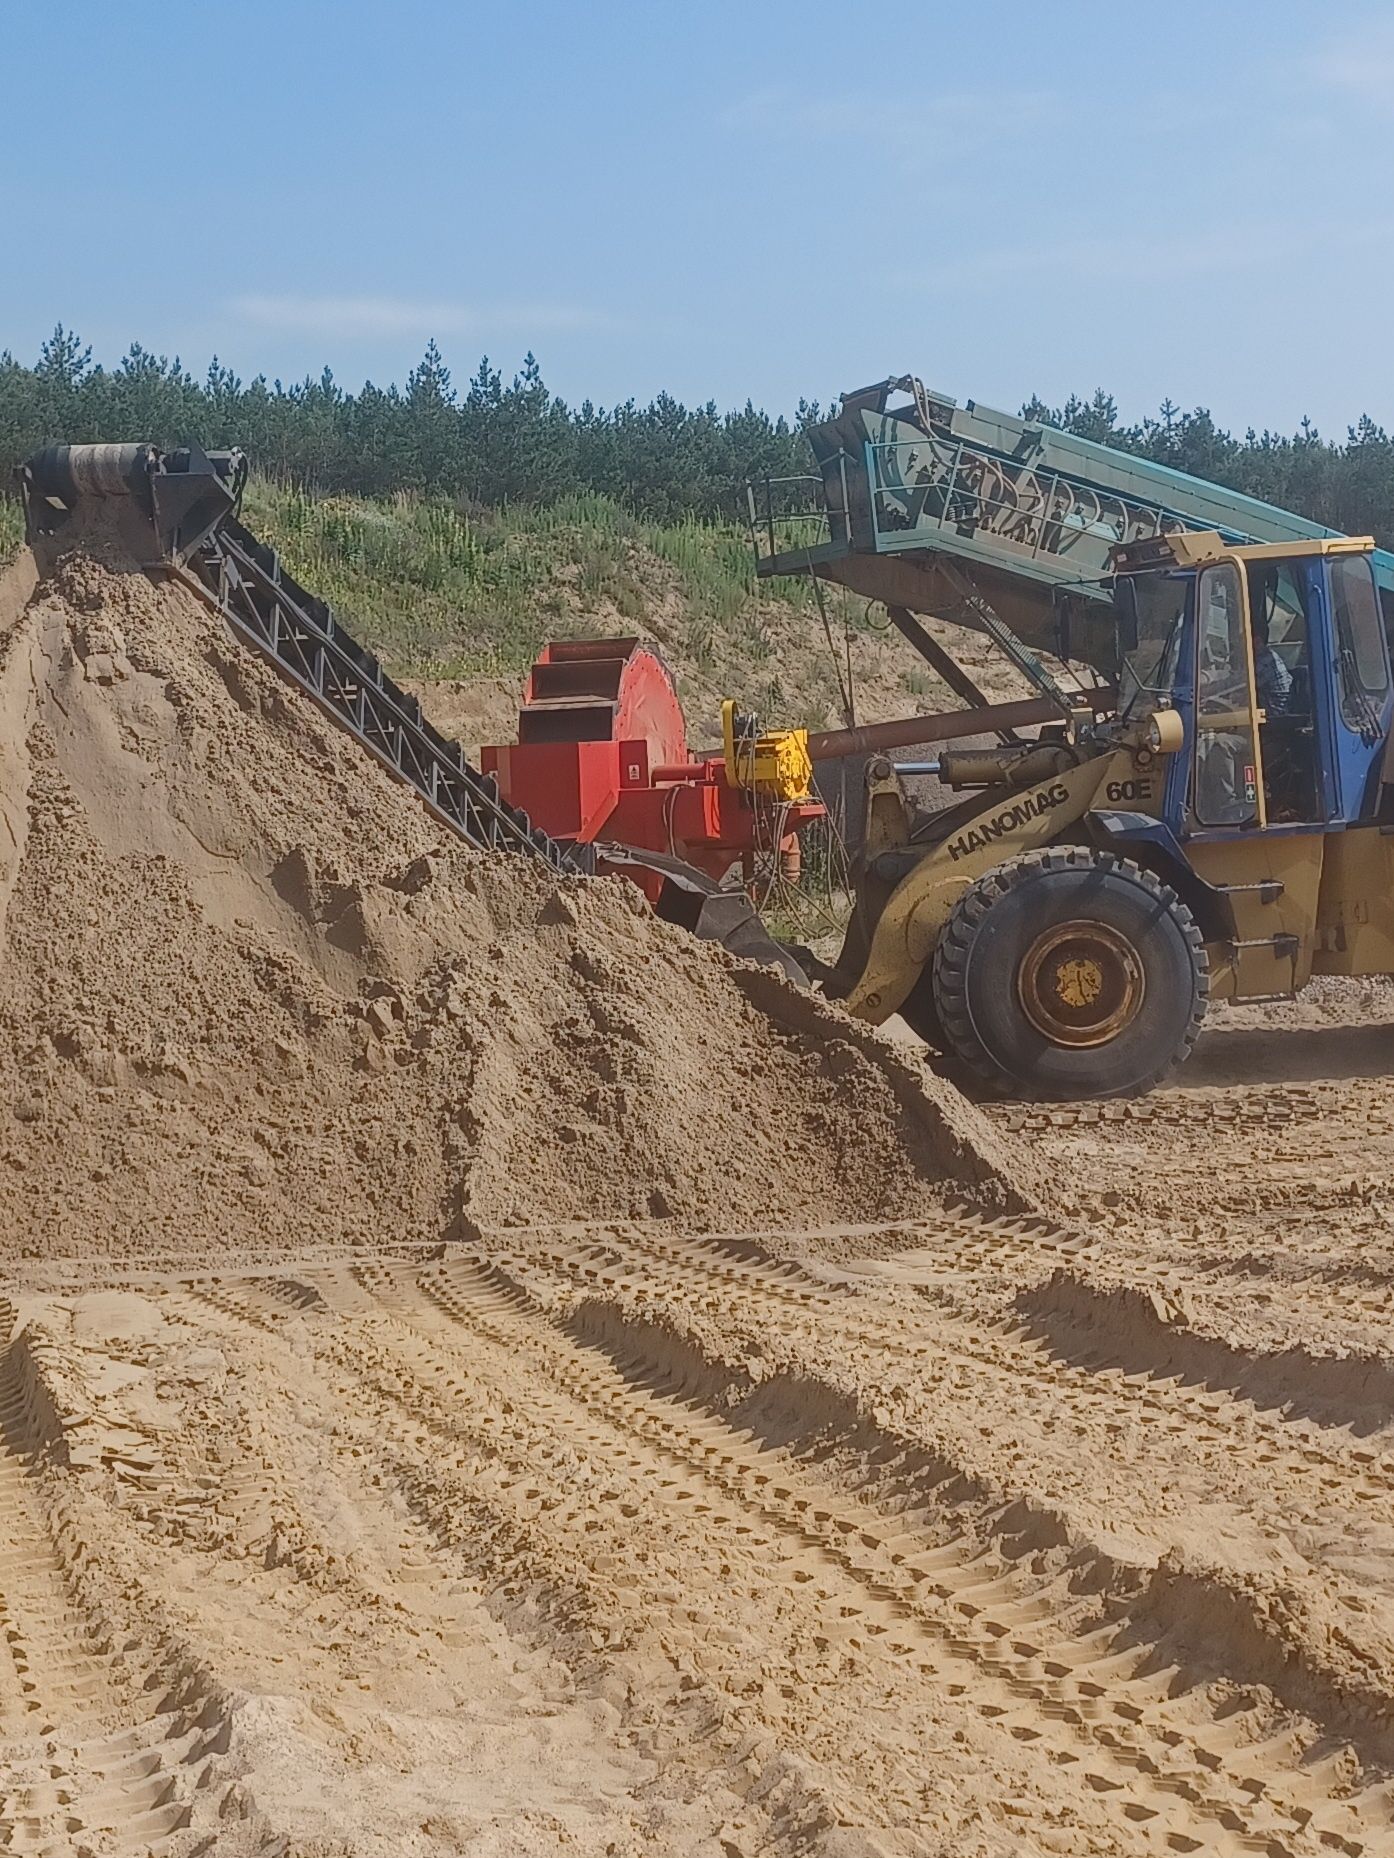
[805,692,1112,764]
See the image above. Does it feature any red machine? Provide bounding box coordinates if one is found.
[480,639,824,900]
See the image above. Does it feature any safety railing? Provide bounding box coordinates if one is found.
[865,436,1208,584]
[744,451,854,570]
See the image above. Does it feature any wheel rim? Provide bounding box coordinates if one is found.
[1016,918,1146,1048]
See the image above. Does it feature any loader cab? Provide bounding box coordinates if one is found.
[1112,533,1391,838]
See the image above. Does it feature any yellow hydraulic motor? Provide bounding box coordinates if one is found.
[720,698,814,801]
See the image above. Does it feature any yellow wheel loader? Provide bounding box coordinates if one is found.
[750,378,1394,1099]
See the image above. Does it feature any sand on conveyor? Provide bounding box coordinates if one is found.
[0,514,1033,1266]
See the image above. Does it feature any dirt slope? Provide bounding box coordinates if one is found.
[0,519,1029,1269]
[404,597,1019,763]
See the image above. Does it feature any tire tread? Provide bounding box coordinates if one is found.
[931,847,1209,1100]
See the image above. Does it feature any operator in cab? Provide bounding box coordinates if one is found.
[1247,565,1312,820]
[1251,607,1292,715]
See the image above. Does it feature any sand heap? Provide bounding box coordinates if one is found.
[0,516,1029,1263]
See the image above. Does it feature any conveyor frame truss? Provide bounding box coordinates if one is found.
[17,440,591,878]
[180,520,591,873]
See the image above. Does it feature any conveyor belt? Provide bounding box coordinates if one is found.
[178,517,592,874]
[19,442,591,876]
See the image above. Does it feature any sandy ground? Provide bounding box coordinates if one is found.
[3,521,1394,1855]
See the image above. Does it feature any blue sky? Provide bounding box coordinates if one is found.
[4,1,1393,435]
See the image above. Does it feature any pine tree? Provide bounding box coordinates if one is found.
[32,324,94,441]
[404,340,460,493]
[2,328,1394,547]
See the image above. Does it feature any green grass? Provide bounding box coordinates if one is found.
[0,476,851,726]
[241,478,815,684]
[0,496,22,565]
[241,480,543,675]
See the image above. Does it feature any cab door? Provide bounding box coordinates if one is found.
[1189,556,1265,830]
[1322,551,1393,821]
[1182,554,1327,997]
[1311,550,1394,976]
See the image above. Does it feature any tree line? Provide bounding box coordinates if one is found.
[2,328,1391,544]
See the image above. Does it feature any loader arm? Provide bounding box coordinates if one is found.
[843,748,1136,1024]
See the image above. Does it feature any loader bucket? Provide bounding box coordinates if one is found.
[596,845,809,986]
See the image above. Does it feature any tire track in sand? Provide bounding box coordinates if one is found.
[49,1279,683,1858]
[147,1263,1394,1858]
[500,1224,1394,1525]
[185,1267,1094,1850]
[411,1256,1394,1858]
[167,1277,849,1856]
[0,1324,260,1858]
[172,1257,1392,1858]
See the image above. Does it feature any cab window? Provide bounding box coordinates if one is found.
[1246,561,1305,715]
[1192,561,1261,828]
[1379,581,1394,660]
[1245,559,1320,822]
[1116,571,1187,716]
[1331,555,1390,732]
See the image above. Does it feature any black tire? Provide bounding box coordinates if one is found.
[931,847,1208,1100]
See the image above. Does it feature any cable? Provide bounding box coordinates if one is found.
[844,601,857,729]
[807,548,855,729]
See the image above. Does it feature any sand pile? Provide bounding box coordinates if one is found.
[0,516,1029,1262]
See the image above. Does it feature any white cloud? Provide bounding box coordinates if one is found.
[1314,22,1394,104]
[722,82,1060,158]
[721,79,1224,177]
[925,225,1269,292]
[232,294,621,340]
[913,213,1394,293]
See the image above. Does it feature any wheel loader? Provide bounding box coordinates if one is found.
[749,377,1394,1099]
